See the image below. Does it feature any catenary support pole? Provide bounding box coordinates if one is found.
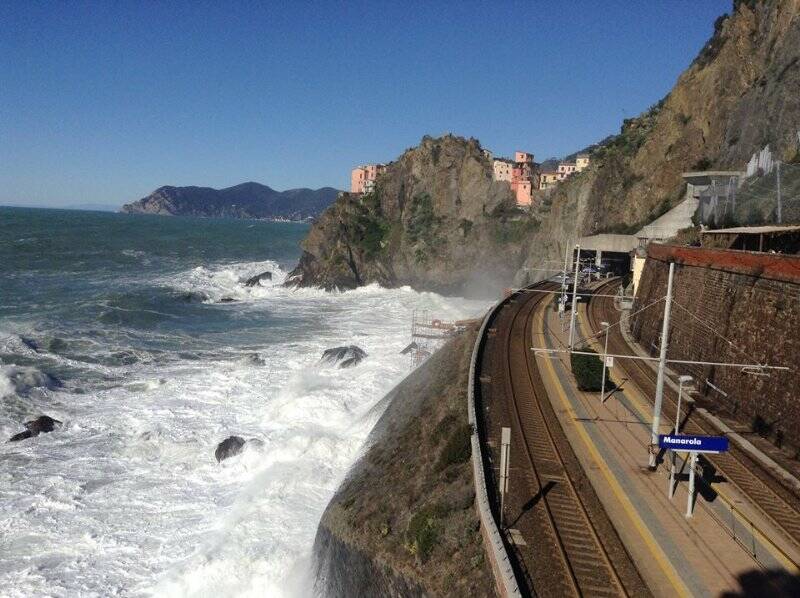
[568,245,581,350]
[649,261,675,469]
[777,161,782,224]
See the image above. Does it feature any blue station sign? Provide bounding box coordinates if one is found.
[658,434,729,454]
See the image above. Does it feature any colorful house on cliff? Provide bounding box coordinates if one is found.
[491,150,536,206]
[350,164,386,194]
[539,170,560,190]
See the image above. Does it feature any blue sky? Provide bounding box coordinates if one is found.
[1,0,731,208]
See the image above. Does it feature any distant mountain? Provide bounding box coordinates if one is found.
[121,182,341,220]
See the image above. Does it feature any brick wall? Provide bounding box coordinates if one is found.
[631,245,800,447]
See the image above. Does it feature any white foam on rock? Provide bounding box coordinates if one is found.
[0,261,488,598]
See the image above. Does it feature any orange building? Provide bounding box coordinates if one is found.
[515,151,534,164]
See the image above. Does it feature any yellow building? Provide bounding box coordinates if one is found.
[538,171,560,190]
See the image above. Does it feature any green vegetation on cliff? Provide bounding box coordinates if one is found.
[314,328,496,597]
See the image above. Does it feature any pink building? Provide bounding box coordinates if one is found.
[514,180,532,206]
[515,151,534,164]
[492,149,537,206]
[350,164,386,194]
[510,153,534,206]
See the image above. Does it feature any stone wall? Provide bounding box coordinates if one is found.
[631,244,800,447]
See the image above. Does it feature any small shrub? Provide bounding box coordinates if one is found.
[570,349,605,391]
[432,413,457,443]
[405,505,446,561]
[692,157,712,171]
[436,423,472,470]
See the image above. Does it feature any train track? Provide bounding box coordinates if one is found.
[585,279,800,553]
[479,283,646,597]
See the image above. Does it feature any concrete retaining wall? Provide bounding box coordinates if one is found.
[469,296,521,597]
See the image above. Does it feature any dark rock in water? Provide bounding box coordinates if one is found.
[20,337,40,352]
[241,353,266,366]
[27,415,61,434]
[177,291,209,303]
[215,435,246,462]
[48,337,69,354]
[321,345,367,368]
[8,415,62,442]
[218,297,237,303]
[244,271,272,287]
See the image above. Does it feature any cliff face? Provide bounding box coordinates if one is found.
[292,0,800,293]
[121,182,339,220]
[519,0,800,273]
[288,135,534,296]
[314,329,496,597]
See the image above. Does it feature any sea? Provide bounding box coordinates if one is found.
[0,207,488,597]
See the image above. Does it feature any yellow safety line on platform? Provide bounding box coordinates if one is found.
[574,308,800,574]
[535,304,692,597]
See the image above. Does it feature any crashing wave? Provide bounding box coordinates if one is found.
[0,365,60,398]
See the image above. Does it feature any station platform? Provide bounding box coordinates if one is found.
[531,298,800,596]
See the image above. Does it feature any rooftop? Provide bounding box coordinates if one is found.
[701,225,800,235]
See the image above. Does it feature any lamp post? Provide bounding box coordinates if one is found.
[600,321,610,403]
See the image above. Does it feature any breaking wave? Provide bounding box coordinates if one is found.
[0,229,488,598]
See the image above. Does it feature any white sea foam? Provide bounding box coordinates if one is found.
[0,260,489,597]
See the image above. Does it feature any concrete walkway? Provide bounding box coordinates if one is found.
[530,297,799,597]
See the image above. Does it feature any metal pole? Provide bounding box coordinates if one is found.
[568,245,581,350]
[649,261,675,469]
[777,161,782,224]
[600,321,609,402]
[686,451,697,517]
[669,451,676,499]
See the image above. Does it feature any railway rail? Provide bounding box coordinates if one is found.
[476,282,648,597]
[585,278,800,555]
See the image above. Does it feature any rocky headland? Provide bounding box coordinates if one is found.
[121,182,340,221]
